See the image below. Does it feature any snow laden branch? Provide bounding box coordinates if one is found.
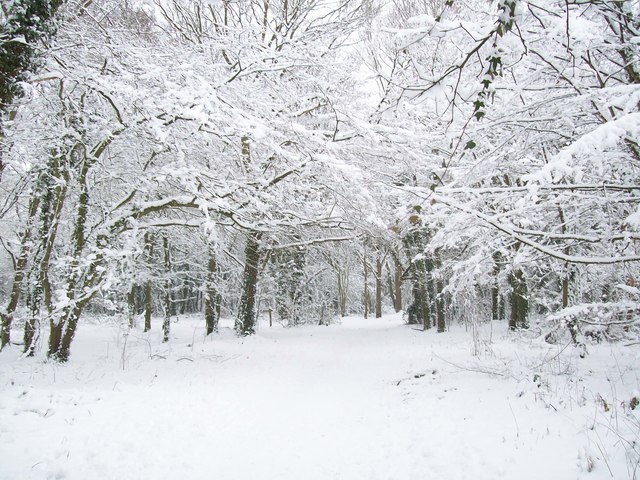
[416,191,640,265]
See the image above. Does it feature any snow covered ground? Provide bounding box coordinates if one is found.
[1,314,638,480]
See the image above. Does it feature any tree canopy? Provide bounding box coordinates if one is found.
[0,0,639,360]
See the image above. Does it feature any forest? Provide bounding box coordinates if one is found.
[0,0,639,478]
[1,0,638,360]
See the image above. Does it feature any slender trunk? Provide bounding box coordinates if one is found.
[144,282,152,332]
[235,135,261,335]
[424,256,435,330]
[162,236,171,343]
[375,256,383,318]
[403,229,430,328]
[558,207,570,309]
[236,231,262,335]
[23,295,39,357]
[491,285,500,320]
[363,250,369,319]
[143,232,154,332]
[394,259,403,312]
[491,251,503,320]
[273,242,305,327]
[337,269,347,317]
[204,249,219,335]
[509,268,529,330]
[0,196,40,349]
[436,281,445,333]
[387,263,396,311]
[127,284,136,328]
[433,248,445,332]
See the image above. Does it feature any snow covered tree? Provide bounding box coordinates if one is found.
[0,0,64,181]
[363,0,640,335]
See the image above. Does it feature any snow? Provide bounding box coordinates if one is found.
[522,113,640,185]
[1,314,638,480]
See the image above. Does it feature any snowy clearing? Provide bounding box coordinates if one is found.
[1,314,639,480]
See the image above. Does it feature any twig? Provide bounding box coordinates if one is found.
[433,354,507,377]
[508,399,520,438]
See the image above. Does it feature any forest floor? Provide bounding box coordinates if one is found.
[0,313,639,480]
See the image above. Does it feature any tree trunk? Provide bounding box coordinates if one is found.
[58,309,80,363]
[48,320,63,358]
[424,256,436,330]
[273,242,305,327]
[509,268,529,330]
[558,207,571,309]
[127,284,136,328]
[204,249,220,335]
[162,235,171,343]
[436,281,446,333]
[0,196,39,349]
[363,250,369,319]
[434,250,445,332]
[235,231,262,335]
[34,154,69,356]
[491,251,503,320]
[23,296,39,357]
[393,259,403,312]
[47,148,91,360]
[144,282,152,332]
[143,232,154,332]
[337,269,347,317]
[403,229,431,329]
[375,255,383,318]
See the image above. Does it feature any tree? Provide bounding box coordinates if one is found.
[0,0,374,359]
[363,0,640,332]
[0,0,64,179]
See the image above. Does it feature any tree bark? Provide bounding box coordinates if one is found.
[403,229,431,329]
[236,231,262,335]
[162,235,171,343]
[127,284,136,328]
[363,249,369,319]
[34,153,69,356]
[0,196,40,349]
[509,268,529,330]
[375,255,383,318]
[47,142,90,359]
[48,320,63,359]
[436,281,446,333]
[558,207,571,309]
[143,232,154,332]
[337,269,347,317]
[204,249,220,335]
[491,251,503,320]
[273,242,305,327]
[57,309,80,363]
[393,258,403,312]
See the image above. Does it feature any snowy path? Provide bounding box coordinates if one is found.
[0,315,633,479]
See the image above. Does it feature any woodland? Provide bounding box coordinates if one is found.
[1,1,640,479]
[0,0,639,361]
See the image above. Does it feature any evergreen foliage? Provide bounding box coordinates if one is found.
[0,0,63,110]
